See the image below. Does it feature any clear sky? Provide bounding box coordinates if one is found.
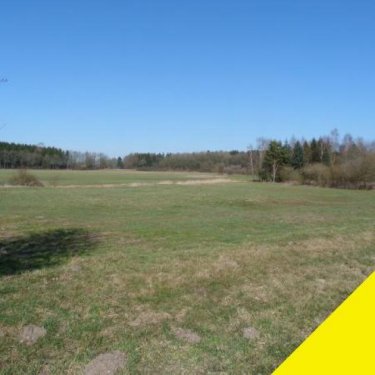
[0,0,374,156]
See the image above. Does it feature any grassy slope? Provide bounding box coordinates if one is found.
[0,170,374,374]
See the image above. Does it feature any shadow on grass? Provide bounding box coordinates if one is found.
[0,228,98,276]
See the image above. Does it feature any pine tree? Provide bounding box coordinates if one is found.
[310,138,321,163]
[291,141,304,169]
[116,157,124,168]
[262,141,290,182]
[303,141,311,164]
[283,140,292,164]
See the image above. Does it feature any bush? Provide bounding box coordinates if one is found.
[258,168,270,181]
[217,163,225,174]
[278,166,302,183]
[299,157,374,189]
[9,170,44,187]
[300,164,331,187]
[330,155,375,189]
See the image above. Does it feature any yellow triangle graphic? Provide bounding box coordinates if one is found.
[273,272,375,374]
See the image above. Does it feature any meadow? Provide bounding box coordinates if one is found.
[0,169,374,374]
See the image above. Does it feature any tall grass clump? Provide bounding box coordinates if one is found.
[8,169,44,187]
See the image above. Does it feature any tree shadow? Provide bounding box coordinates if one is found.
[0,228,98,276]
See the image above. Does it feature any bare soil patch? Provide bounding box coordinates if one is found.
[38,365,50,375]
[84,351,127,375]
[19,325,46,345]
[70,264,82,272]
[243,326,259,340]
[172,327,201,344]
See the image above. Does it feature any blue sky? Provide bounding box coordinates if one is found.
[0,0,374,156]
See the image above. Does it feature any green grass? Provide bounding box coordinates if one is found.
[0,169,374,374]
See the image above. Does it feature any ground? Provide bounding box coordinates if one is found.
[0,169,374,374]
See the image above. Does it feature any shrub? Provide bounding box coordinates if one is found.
[258,168,270,181]
[217,163,225,174]
[330,155,375,189]
[278,166,302,183]
[300,164,331,187]
[9,169,44,187]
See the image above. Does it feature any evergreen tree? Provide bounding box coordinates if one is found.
[262,141,290,182]
[291,141,304,169]
[303,141,311,164]
[310,138,320,163]
[283,140,292,164]
[116,157,124,168]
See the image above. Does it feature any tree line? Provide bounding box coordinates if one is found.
[0,142,69,169]
[122,131,375,188]
[0,142,123,169]
[123,150,249,174]
[1,130,374,188]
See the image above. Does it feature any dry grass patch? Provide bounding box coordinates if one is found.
[172,327,201,344]
[52,177,232,189]
[128,307,172,327]
[136,337,209,375]
[83,351,127,375]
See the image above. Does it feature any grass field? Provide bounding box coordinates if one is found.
[0,169,225,187]
[1,169,374,374]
